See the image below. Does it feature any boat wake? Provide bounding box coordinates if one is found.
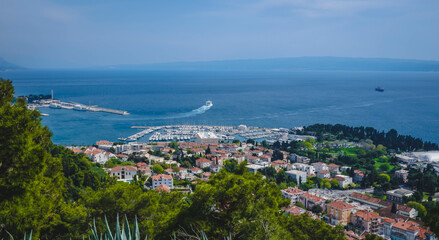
[163,100,213,119]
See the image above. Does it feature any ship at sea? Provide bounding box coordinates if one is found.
[205,100,213,107]
[375,87,384,92]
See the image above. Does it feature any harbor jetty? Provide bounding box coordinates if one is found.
[30,99,129,115]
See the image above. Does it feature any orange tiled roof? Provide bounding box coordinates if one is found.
[328,201,354,210]
[151,174,172,181]
[155,184,170,192]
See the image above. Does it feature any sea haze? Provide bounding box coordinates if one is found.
[3,70,439,145]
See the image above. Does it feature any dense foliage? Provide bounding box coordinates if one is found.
[304,124,438,151]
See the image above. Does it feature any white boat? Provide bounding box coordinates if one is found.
[73,105,86,111]
[49,103,62,109]
[205,100,213,107]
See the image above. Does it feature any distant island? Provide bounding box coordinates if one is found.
[0,57,25,71]
[100,56,439,72]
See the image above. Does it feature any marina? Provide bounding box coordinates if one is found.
[117,124,310,143]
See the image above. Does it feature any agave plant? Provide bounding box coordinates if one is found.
[88,215,146,240]
[1,230,32,240]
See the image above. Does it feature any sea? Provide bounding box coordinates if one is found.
[2,70,439,145]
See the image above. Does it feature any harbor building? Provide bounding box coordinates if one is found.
[196,132,219,145]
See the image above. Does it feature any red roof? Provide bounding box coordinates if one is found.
[328,163,339,168]
[318,170,330,174]
[283,187,303,194]
[353,210,380,221]
[155,184,170,192]
[393,220,419,231]
[312,162,325,165]
[328,201,354,210]
[136,162,147,167]
[191,167,202,172]
[151,174,172,181]
[96,140,113,145]
[110,166,137,172]
[196,158,212,163]
[301,193,325,202]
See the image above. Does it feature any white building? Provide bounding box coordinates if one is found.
[96,140,113,151]
[196,132,219,145]
[286,170,307,185]
[334,175,353,188]
[317,170,331,179]
[281,187,304,204]
[293,163,315,174]
[247,164,265,174]
[151,174,173,189]
[312,162,328,172]
[110,166,138,181]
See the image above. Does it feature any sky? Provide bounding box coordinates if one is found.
[1,0,439,68]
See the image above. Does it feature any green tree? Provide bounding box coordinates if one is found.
[364,234,386,240]
[407,201,427,218]
[169,141,178,150]
[0,79,66,239]
[311,205,323,214]
[330,179,339,189]
[391,203,397,213]
[152,164,164,174]
[178,170,289,239]
[224,159,238,173]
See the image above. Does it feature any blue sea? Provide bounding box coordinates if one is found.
[2,70,439,145]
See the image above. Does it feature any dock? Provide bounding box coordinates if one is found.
[31,99,129,115]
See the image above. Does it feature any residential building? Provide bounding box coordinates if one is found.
[298,193,326,211]
[317,170,331,179]
[110,166,138,181]
[334,175,353,188]
[151,174,173,189]
[350,192,418,218]
[281,187,304,204]
[350,210,380,234]
[196,158,213,169]
[353,170,364,183]
[286,170,307,185]
[155,184,171,192]
[326,201,355,226]
[284,205,306,216]
[312,162,328,172]
[247,164,265,174]
[290,153,311,164]
[382,218,436,240]
[190,167,203,174]
[386,188,414,204]
[293,163,315,174]
[327,163,340,176]
[96,140,114,151]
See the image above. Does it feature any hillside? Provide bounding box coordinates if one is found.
[0,57,24,71]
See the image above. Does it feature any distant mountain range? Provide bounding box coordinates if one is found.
[0,57,25,71]
[102,57,439,72]
[2,56,439,72]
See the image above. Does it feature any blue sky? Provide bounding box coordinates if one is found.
[1,0,439,68]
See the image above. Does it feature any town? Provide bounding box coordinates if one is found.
[67,126,439,240]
